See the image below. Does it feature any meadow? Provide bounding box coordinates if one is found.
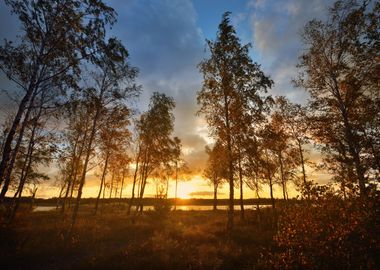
[1,203,277,270]
[1,194,379,270]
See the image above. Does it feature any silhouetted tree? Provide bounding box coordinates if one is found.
[67,38,139,238]
[131,92,175,214]
[94,106,131,215]
[295,0,380,197]
[274,97,311,199]
[197,12,272,233]
[60,98,92,213]
[204,141,227,210]
[172,138,190,210]
[0,0,116,200]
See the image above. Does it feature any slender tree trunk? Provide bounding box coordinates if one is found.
[139,177,147,214]
[94,152,109,215]
[238,149,244,220]
[135,179,141,212]
[334,82,367,197]
[278,151,287,201]
[137,150,149,214]
[0,84,36,189]
[343,118,366,197]
[136,175,141,202]
[253,172,261,223]
[269,175,275,209]
[128,148,140,215]
[61,132,82,213]
[174,162,178,210]
[13,151,29,199]
[227,138,234,234]
[165,175,169,199]
[264,150,275,209]
[68,124,91,210]
[255,179,260,211]
[68,175,76,209]
[213,182,218,211]
[61,179,72,213]
[11,94,45,217]
[0,36,46,190]
[56,182,66,210]
[29,186,38,211]
[67,97,102,239]
[11,180,26,221]
[0,91,38,201]
[109,170,114,199]
[296,138,309,199]
[114,181,118,198]
[11,141,35,219]
[102,179,106,200]
[223,90,234,235]
[120,169,126,199]
[138,162,149,214]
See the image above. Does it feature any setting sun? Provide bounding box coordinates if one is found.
[0,0,378,269]
[176,181,197,199]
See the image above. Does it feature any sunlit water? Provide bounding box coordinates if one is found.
[130,205,270,211]
[172,205,270,211]
[33,206,56,212]
[33,205,270,212]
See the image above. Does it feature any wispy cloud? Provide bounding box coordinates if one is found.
[106,0,208,169]
[189,191,225,197]
[249,0,334,103]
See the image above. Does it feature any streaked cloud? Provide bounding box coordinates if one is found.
[0,0,337,198]
[250,0,334,103]
[189,191,225,197]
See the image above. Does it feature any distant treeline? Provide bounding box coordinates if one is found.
[3,197,290,206]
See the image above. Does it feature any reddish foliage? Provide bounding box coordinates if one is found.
[267,194,380,269]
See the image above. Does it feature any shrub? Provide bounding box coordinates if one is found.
[151,198,172,220]
[266,193,380,269]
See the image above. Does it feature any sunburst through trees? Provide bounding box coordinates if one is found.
[0,0,378,269]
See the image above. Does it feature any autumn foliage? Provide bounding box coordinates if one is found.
[266,192,380,269]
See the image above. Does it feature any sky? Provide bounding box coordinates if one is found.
[0,0,335,199]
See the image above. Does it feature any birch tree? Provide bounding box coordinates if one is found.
[67,38,139,238]
[0,0,116,200]
[197,12,272,233]
[295,0,380,197]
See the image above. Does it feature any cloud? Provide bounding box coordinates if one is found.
[108,0,203,83]
[1,0,208,197]
[250,0,334,103]
[185,149,208,172]
[181,134,207,152]
[107,0,207,171]
[247,0,266,9]
[1,0,336,198]
[189,191,225,197]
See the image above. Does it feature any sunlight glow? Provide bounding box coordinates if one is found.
[176,181,197,199]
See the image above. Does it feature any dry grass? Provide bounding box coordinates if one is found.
[0,205,276,270]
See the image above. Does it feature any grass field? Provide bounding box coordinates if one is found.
[0,204,277,270]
